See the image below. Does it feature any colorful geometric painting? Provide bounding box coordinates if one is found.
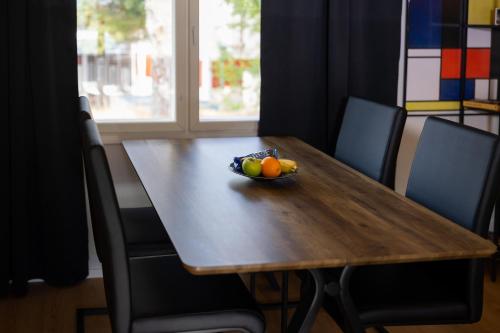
[406,0,498,111]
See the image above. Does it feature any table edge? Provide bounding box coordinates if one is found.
[182,246,497,275]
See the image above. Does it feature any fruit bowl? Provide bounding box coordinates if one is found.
[229,162,298,181]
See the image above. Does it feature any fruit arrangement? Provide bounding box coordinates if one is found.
[232,149,298,179]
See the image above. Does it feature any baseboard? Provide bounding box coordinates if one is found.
[88,269,103,278]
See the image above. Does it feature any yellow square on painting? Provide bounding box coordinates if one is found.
[406,101,461,111]
[469,0,496,25]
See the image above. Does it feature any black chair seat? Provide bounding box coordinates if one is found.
[324,260,472,327]
[121,207,176,258]
[130,255,265,333]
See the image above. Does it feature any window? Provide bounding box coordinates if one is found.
[198,0,260,121]
[77,0,176,122]
[77,0,261,137]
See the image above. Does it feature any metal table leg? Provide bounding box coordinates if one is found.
[287,269,325,333]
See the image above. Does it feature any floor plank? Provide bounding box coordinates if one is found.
[0,268,499,332]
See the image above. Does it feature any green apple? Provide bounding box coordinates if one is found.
[242,158,262,177]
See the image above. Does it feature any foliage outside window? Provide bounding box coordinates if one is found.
[200,0,261,121]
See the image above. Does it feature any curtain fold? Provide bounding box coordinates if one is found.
[0,0,10,297]
[260,0,403,155]
[1,0,88,296]
[327,0,351,155]
[348,0,402,104]
[259,0,330,152]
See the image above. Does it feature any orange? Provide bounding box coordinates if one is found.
[261,157,282,178]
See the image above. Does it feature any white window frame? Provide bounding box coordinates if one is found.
[187,0,259,133]
[96,0,259,143]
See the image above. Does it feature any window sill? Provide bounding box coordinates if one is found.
[97,120,259,144]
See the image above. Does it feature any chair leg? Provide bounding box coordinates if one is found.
[338,267,365,333]
[76,307,108,333]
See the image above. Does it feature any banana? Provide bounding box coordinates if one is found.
[279,159,298,173]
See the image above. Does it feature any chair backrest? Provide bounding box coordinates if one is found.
[79,96,93,121]
[334,97,406,189]
[406,117,500,236]
[81,118,131,333]
[79,96,100,261]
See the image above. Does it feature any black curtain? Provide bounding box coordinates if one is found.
[1,0,88,296]
[260,0,403,155]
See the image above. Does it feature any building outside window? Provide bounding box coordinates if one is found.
[77,0,260,132]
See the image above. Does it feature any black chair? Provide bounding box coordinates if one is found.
[79,95,92,122]
[334,96,407,189]
[78,118,265,333]
[79,96,175,259]
[323,117,500,333]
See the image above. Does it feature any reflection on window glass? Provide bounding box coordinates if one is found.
[77,0,175,121]
[199,0,261,121]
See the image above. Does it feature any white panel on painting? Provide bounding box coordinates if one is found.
[475,79,490,99]
[490,79,498,100]
[467,28,492,48]
[406,58,441,101]
[408,49,442,57]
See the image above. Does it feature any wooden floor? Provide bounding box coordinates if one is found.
[1,270,499,333]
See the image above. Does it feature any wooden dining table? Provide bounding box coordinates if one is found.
[123,136,496,333]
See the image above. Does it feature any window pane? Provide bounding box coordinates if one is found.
[77,0,175,121]
[199,0,261,121]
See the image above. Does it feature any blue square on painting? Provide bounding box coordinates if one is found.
[465,80,475,99]
[440,80,460,100]
[440,79,475,100]
[409,0,443,48]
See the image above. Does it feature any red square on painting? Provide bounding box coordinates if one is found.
[467,49,491,79]
[441,49,462,79]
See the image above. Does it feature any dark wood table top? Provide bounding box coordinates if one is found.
[123,137,496,275]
